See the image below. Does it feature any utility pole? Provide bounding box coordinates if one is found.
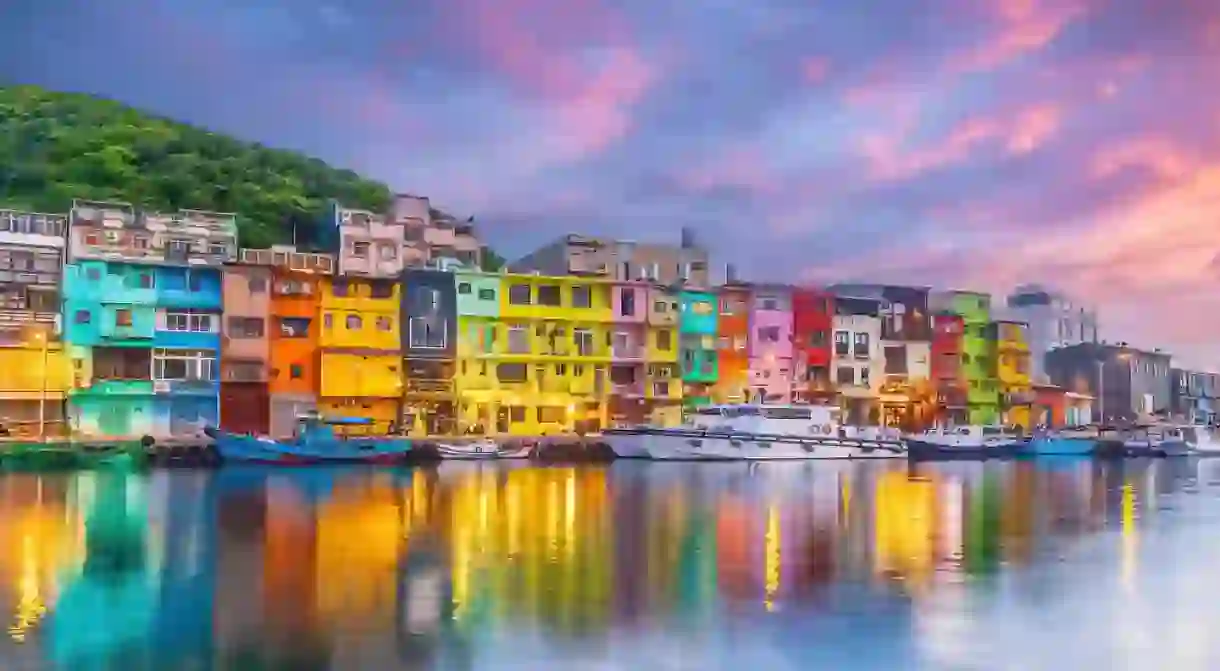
[1095,359,1105,424]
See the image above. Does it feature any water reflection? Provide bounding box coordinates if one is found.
[0,458,1217,669]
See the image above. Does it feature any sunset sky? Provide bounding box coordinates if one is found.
[3,0,1219,367]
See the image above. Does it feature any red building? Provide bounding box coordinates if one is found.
[792,287,835,403]
[931,313,967,424]
[1032,384,1067,427]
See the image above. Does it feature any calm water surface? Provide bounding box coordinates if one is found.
[2,459,1220,670]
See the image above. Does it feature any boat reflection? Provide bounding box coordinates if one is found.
[0,458,1205,669]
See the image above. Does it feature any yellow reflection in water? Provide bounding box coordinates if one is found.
[874,472,935,588]
[1121,481,1137,592]
[764,505,780,611]
[314,479,404,625]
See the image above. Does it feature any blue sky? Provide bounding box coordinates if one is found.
[3,0,1220,366]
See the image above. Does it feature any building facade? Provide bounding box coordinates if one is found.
[645,286,682,425]
[390,194,482,268]
[218,253,272,434]
[509,230,710,288]
[832,297,883,425]
[747,285,793,404]
[930,313,966,425]
[402,269,458,435]
[990,319,1033,429]
[0,208,70,435]
[791,287,834,404]
[606,281,649,425]
[63,201,236,438]
[1045,342,1171,423]
[1170,368,1218,424]
[265,248,332,437]
[1005,284,1099,383]
[931,291,998,425]
[714,285,751,403]
[678,290,718,406]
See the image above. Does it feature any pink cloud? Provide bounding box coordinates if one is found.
[674,144,778,195]
[1090,136,1201,182]
[551,47,657,158]
[947,0,1088,73]
[802,57,831,83]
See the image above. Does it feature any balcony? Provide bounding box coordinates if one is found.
[937,388,968,407]
[406,378,454,395]
[646,379,679,399]
[967,387,997,404]
[610,382,645,397]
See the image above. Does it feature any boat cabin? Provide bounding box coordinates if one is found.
[686,403,842,437]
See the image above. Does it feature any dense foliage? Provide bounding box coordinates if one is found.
[0,85,393,248]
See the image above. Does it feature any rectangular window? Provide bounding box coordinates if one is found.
[331,280,349,297]
[278,317,311,338]
[885,345,907,375]
[571,285,592,308]
[187,271,204,292]
[809,331,827,347]
[761,298,778,310]
[573,328,594,356]
[409,317,447,349]
[537,285,562,306]
[656,329,672,351]
[227,317,265,338]
[861,367,870,386]
[153,348,217,382]
[376,316,393,331]
[74,309,91,324]
[115,309,133,327]
[351,241,369,258]
[496,363,528,383]
[370,280,394,298]
[379,243,397,260]
[654,300,668,313]
[478,288,495,301]
[346,314,362,330]
[458,282,472,295]
[691,300,713,316]
[538,406,565,423]
[853,332,870,359]
[507,325,529,354]
[508,284,531,305]
[758,326,780,343]
[620,289,635,316]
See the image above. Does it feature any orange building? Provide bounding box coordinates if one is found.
[263,247,335,437]
[714,285,751,403]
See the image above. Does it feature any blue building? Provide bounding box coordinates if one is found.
[63,201,236,438]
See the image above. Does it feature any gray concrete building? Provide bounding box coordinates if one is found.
[1045,342,1171,423]
[508,229,710,288]
[1005,284,1099,383]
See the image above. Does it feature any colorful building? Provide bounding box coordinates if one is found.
[606,280,650,425]
[64,200,235,438]
[218,250,272,434]
[832,297,883,425]
[265,248,333,437]
[931,291,998,425]
[0,208,70,436]
[678,289,718,407]
[645,286,682,425]
[747,284,793,403]
[714,284,751,403]
[792,287,834,404]
[931,312,967,425]
[402,268,458,435]
[991,319,1033,429]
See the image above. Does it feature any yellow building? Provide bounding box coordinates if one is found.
[454,272,613,435]
[0,326,72,437]
[317,276,403,433]
[992,319,1033,429]
[644,287,683,426]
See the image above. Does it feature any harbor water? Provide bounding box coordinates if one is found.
[1,458,1220,669]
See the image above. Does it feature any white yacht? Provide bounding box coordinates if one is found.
[904,426,1027,460]
[1123,423,1220,457]
[604,404,905,461]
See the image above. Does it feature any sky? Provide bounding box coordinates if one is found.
[2,0,1219,368]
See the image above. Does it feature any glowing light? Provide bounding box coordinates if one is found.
[1121,481,1137,592]
[764,505,781,612]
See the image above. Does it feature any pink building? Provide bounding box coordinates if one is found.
[608,282,650,423]
[748,285,794,403]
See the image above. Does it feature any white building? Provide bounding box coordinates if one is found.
[1005,284,1099,384]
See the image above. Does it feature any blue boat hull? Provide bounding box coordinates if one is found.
[206,429,411,465]
[1023,436,1096,456]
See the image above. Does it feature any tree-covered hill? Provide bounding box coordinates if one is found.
[0,85,392,248]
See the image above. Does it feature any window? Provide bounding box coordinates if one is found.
[809,331,826,347]
[376,316,393,331]
[290,364,303,379]
[534,285,561,306]
[539,406,565,423]
[571,285,591,308]
[497,363,528,383]
[352,241,370,258]
[279,317,311,338]
[323,313,334,329]
[138,273,153,289]
[228,317,264,338]
[346,315,362,330]
[620,290,635,316]
[508,284,531,305]
[379,244,397,260]
[612,331,630,353]
[74,309,91,324]
[657,329,672,351]
[153,348,217,382]
[861,367,870,386]
[761,298,778,310]
[115,309,133,327]
[758,326,780,342]
[691,300,713,316]
[458,282,472,295]
[86,267,101,281]
[508,406,527,423]
[370,281,394,298]
[331,280,349,297]
[408,317,447,349]
[654,300,668,313]
[247,276,267,293]
[478,288,495,301]
[885,345,907,375]
[574,328,594,356]
[84,233,99,245]
[652,381,670,396]
[508,325,529,354]
[853,332,870,358]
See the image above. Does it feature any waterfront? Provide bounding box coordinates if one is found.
[1,460,1220,669]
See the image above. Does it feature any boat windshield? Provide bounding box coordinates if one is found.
[724,407,761,418]
[761,407,813,420]
[981,427,1006,435]
[693,408,726,417]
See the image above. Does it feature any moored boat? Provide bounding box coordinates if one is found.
[432,439,532,460]
[905,426,1027,460]
[1022,427,1097,456]
[205,415,411,465]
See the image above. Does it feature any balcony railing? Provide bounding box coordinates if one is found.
[406,379,454,394]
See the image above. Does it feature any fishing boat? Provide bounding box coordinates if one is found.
[1021,427,1098,456]
[432,438,532,460]
[205,415,411,465]
[1120,423,1195,457]
[606,404,904,461]
[0,440,146,471]
[905,426,1027,460]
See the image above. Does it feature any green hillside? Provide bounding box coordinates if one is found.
[0,85,391,248]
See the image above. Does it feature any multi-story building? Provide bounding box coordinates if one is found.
[218,250,273,434]
[1005,284,1099,383]
[678,290,718,407]
[454,269,502,432]
[317,204,405,434]
[645,286,683,425]
[390,194,482,268]
[931,313,967,425]
[265,247,333,437]
[832,297,883,425]
[792,287,834,403]
[931,291,998,425]
[402,269,458,435]
[1045,342,1172,422]
[508,228,710,288]
[747,284,794,404]
[606,280,650,425]
[0,208,70,435]
[64,200,236,438]
[1169,368,1218,424]
[714,284,751,403]
[990,319,1033,428]
[831,284,932,428]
